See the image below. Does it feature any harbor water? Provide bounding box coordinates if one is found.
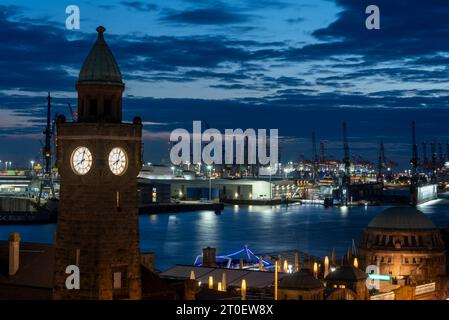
[1,201,449,271]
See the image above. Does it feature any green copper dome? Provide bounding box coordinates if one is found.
[78,26,123,84]
[368,207,436,230]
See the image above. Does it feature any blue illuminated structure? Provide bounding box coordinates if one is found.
[194,245,273,270]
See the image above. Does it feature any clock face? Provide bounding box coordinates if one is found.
[108,147,128,175]
[71,146,93,175]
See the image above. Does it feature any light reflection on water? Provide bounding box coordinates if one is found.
[1,202,449,271]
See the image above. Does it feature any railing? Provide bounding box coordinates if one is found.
[370,292,395,300]
[415,282,435,296]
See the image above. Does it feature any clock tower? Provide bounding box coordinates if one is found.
[53,26,142,300]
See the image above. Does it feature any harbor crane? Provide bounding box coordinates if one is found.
[311,132,319,181]
[410,121,420,206]
[340,122,351,205]
[37,93,56,205]
[377,140,385,185]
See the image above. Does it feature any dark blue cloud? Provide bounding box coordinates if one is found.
[120,1,157,12]
[162,7,252,25]
[2,1,449,168]
[289,0,449,65]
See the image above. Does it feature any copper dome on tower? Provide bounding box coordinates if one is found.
[367,207,436,230]
[78,26,123,84]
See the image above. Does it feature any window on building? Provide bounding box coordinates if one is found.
[104,99,112,116]
[112,266,128,299]
[380,257,384,263]
[387,237,393,247]
[89,99,98,116]
[418,236,423,247]
[387,257,392,264]
[412,257,417,264]
[404,257,409,264]
[152,187,157,203]
[113,271,122,289]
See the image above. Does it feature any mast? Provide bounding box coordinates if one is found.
[422,142,428,171]
[377,139,384,185]
[312,132,318,181]
[410,121,419,206]
[320,142,325,163]
[341,122,351,205]
[37,93,55,205]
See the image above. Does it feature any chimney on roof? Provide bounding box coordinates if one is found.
[9,232,20,276]
[202,247,216,267]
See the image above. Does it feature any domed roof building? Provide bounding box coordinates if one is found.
[325,265,368,300]
[359,206,446,285]
[278,271,324,300]
[367,207,436,230]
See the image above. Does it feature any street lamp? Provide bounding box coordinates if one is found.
[30,160,35,174]
[207,165,212,201]
[171,166,175,177]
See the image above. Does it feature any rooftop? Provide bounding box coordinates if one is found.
[279,271,324,290]
[78,26,123,85]
[367,206,436,230]
[325,265,367,282]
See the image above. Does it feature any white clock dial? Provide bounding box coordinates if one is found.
[71,146,93,175]
[108,147,127,175]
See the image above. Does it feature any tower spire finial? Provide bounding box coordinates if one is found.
[96,26,106,39]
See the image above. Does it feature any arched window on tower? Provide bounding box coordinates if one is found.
[89,99,98,116]
[104,99,112,117]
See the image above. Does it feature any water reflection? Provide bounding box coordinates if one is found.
[1,202,449,271]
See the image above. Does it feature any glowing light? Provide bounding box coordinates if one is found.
[313,262,318,279]
[222,272,227,291]
[208,276,214,289]
[218,282,222,291]
[283,260,288,273]
[190,270,195,280]
[368,274,391,281]
[241,279,247,300]
[353,257,359,269]
[324,256,329,278]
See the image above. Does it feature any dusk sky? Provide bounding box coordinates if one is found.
[1,0,449,168]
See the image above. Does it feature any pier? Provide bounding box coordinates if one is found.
[139,201,224,215]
